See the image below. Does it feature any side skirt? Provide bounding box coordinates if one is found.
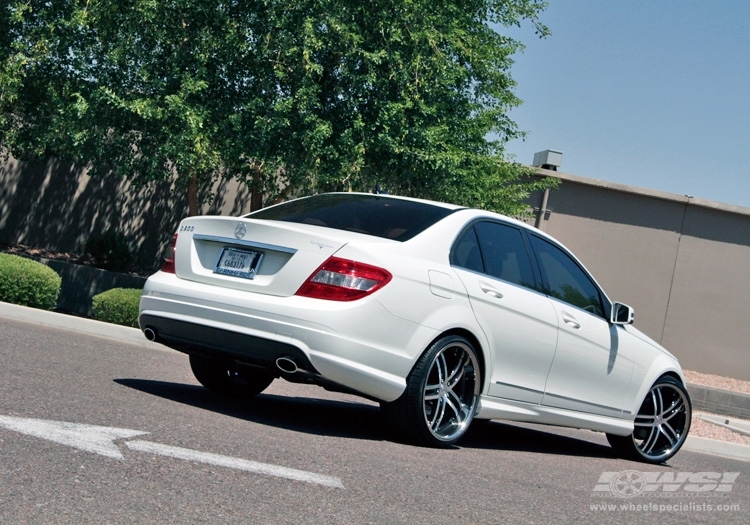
[475,395,634,437]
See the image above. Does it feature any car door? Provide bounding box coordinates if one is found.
[451,221,559,404]
[527,235,634,418]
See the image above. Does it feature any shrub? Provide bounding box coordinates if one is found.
[0,254,62,310]
[84,230,133,272]
[91,287,142,327]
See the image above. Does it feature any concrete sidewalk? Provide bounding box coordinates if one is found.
[1,300,748,463]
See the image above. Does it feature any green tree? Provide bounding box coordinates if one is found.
[0,0,551,216]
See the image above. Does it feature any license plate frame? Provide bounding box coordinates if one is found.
[214,247,263,279]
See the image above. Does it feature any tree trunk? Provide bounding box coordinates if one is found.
[250,169,263,211]
[188,175,200,216]
[250,191,263,212]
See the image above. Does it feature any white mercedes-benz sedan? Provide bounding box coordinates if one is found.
[139,192,691,463]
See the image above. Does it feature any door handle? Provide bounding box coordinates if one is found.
[562,314,580,329]
[481,286,503,299]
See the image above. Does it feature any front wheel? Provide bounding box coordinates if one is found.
[189,354,274,399]
[381,335,481,447]
[607,375,691,464]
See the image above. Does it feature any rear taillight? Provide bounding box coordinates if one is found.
[295,257,392,301]
[161,234,178,273]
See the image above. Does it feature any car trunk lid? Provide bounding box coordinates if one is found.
[173,216,351,297]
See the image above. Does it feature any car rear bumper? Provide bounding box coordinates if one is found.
[138,313,316,370]
[138,272,433,402]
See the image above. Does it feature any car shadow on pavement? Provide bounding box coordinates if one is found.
[461,419,617,459]
[114,378,386,441]
[115,378,617,459]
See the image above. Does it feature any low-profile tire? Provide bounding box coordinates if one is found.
[189,354,274,399]
[381,335,481,448]
[607,375,691,464]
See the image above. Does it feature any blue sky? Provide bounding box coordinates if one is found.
[501,0,750,208]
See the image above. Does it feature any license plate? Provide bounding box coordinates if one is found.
[214,248,263,279]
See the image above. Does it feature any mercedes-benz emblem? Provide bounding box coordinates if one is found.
[234,223,247,239]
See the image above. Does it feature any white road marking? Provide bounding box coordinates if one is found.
[0,415,147,460]
[0,415,344,489]
[126,440,344,489]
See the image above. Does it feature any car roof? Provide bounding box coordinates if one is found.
[251,191,561,244]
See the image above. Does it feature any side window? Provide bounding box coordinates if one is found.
[473,222,536,289]
[450,226,484,273]
[451,221,536,289]
[529,236,605,317]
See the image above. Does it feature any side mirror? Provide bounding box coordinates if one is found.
[611,302,635,325]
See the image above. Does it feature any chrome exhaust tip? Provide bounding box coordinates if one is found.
[276,356,298,374]
[143,327,157,341]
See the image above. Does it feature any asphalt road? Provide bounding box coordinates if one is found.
[1,316,748,524]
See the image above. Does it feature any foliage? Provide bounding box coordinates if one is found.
[0,0,552,216]
[84,230,133,273]
[0,253,61,310]
[91,287,142,327]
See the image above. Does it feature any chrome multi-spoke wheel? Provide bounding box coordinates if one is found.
[422,341,480,441]
[607,376,691,464]
[381,335,481,447]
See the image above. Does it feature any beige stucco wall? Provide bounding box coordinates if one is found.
[660,206,750,378]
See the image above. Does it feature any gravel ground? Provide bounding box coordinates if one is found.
[683,370,750,445]
[690,413,750,446]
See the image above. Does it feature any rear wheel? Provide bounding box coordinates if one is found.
[382,335,481,447]
[607,375,691,464]
[189,354,274,398]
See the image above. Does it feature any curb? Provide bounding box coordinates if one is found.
[683,435,750,463]
[697,414,750,438]
[0,300,162,351]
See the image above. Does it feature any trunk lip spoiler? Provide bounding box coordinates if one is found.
[193,234,298,255]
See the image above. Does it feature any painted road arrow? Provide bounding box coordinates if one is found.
[0,415,344,489]
[0,415,146,459]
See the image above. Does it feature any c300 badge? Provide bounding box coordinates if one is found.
[234,223,247,239]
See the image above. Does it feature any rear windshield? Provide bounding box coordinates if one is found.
[248,194,459,241]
